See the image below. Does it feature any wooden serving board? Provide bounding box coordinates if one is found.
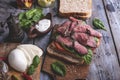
[0,43,42,80]
[42,55,89,80]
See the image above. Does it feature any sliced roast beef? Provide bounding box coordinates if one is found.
[74,41,88,55]
[57,21,71,35]
[86,28,102,38]
[72,33,89,45]
[57,21,71,36]
[69,21,78,31]
[69,16,79,22]
[73,25,90,33]
[73,26,86,33]
[87,36,97,48]
[56,35,73,47]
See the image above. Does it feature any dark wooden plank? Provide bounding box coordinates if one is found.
[86,0,120,80]
[103,0,120,64]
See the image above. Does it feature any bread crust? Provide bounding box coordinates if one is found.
[59,0,92,19]
[59,10,92,19]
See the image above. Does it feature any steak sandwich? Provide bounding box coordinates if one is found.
[47,17,102,65]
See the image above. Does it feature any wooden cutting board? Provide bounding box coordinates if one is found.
[0,43,42,80]
[42,55,89,80]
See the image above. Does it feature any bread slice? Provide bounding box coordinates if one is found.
[59,0,92,19]
[47,42,84,64]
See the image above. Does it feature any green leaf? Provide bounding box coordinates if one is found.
[18,8,44,30]
[82,49,93,64]
[51,61,66,76]
[20,19,32,29]
[25,9,37,19]
[93,18,107,31]
[32,55,40,68]
[94,37,99,43]
[19,12,25,21]
[27,65,35,75]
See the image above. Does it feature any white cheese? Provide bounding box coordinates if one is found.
[8,49,27,72]
[8,44,43,72]
[35,19,51,32]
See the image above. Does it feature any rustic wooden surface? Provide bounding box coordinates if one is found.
[0,0,120,80]
[43,55,89,80]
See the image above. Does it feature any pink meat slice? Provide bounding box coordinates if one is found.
[72,33,89,45]
[56,35,73,47]
[74,41,88,55]
[57,21,71,35]
[87,28,102,38]
[73,24,102,38]
[69,21,78,31]
[73,25,87,33]
[87,36,97,48]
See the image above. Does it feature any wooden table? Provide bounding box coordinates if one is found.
[0,0,120,80]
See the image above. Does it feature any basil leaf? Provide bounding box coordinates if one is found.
[83,49,93,64]
[51,61,66,76]
[93,18,106,31]
[32,55,40,68]
[27,65,35,75]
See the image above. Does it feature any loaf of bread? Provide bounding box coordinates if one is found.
[59,0,92,19]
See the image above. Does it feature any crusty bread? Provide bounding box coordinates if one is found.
[59,0,92,19]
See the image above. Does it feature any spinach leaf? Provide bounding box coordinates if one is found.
[19,12,25,21]
[20,19,32,29]
[18,8,43,29]
[25,9,37,19]
[51,61,66,76]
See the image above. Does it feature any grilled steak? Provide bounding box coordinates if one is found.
[74,41,88,55]
[56,35,73,47]
[72,33,89,45]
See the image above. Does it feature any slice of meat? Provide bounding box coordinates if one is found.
[86,28,102,38]
[74,41,88,55]
[56,36,73,47]
[73,26,86,33]
[69,16,79,22]
[57,21,71,36]
[73,25,91,33]
[72,33,89,45]
[87,36,97,48]
[69,21,78,31]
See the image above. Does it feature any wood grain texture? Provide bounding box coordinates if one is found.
[42,55,89,80]
[103,0,120,65]
[86,0,120,80]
